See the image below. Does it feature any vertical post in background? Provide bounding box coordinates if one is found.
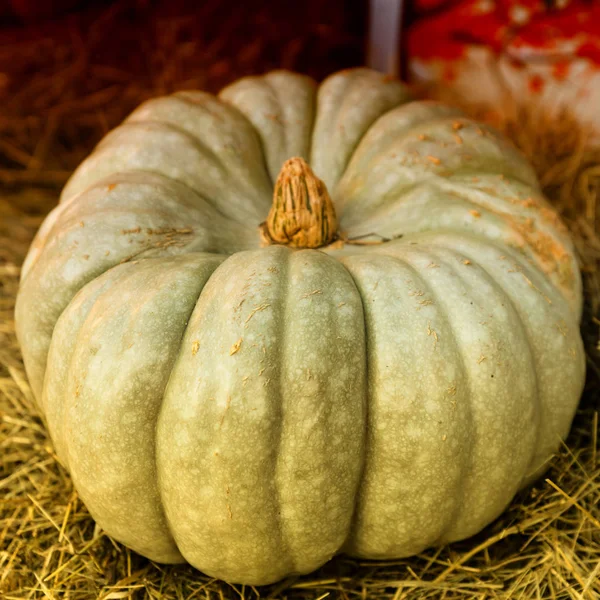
[366,0,404,77]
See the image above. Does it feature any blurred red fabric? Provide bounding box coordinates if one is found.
[409,0,600,65]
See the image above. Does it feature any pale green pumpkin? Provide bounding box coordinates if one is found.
[15,68,585,585]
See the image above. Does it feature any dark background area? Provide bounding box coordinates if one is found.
[0,0,376,182]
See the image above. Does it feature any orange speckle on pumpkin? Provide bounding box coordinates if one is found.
[265,113,283,125]
[107,183,117,191]
[521,197,537,208]
[230,338,242,355]
[470,210,481,218]
[427,155,441,165]
[555,321,568,337]
[463,259,471,265]
[191,340,200,355]
[452,121,464,131]
[245,303,271,325]
[453,133,463,145]
[523,217,535,231]
[427,322,439,348]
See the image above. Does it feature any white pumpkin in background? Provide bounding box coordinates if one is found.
[407,0,600,136]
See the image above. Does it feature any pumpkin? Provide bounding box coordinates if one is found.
[15,68,585,585]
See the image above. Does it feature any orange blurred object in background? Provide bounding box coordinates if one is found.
[406,1,600,135]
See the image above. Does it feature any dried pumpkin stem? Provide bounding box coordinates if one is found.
[260,157,338,249]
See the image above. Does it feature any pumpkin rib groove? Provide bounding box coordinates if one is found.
[300,80,317,173]
[445,169,535,190]
[153,257,224,561]
[273,249,367,575]
[336,169,537,236]
[310,69,411,191]
[309,70,360,177]
[329,254,369,554]
[271,249,293,570]
[17,251,151,399]
[424,245,542,536]
[65,171,232,218]
[63,121,270,224]
[334,256,371,553]
[337,178,425,230]
[420,233,583,483]
[83,262,183,556]
[430,231,573,315]
[102,120,266,223]
[169,91,246,124]
[217,83,277,187]
[129,91,269,164]
[118,170,259,232]
[134,94,275,214]
[336,104,465,186]
[52,257,218,563]
[218,71,317,185]
[427,179,578,302]
[376,248,475,546]
[58,170,214,211]
[44,260,139,464]
[261,76,289,187]
[49,206,254,257]
[411,230,574,325]
[348,112,467,166]
[60,172,261,256]
[339,109,487,171]
[225,80,288,193]
[268,73,318,183]
[21,172,233,284]
[335,103,539,228]
[60,167,252,233]
[338,174,540,241]
[436,246,544,489]
[339,249,472,556]
[400,243,539,541]
[328,99,412,188]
